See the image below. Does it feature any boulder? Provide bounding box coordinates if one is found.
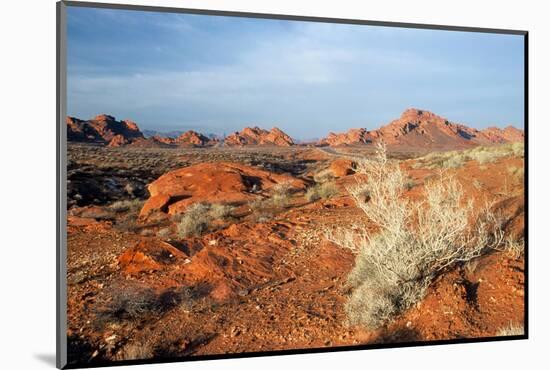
[329,159,355,177]
[140,162,305,217]
[118,239,187,275]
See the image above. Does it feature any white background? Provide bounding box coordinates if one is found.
[0,0,547,369]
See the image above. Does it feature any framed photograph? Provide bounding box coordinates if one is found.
[57,1,527,368]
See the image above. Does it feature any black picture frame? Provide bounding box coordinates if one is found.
[56,1,528,368]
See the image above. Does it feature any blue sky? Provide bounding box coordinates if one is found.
[67,6,525,140]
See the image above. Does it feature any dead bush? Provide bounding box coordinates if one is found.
[95,285,195,327]
[328,141,503,329]
[176,203,212,237]
[271,182,293,208]
[495,236,524,259]
[249,198,269,212]
[305,181,339,202]
[507,165,525,182]
[272,193,290,208]
[156,227,172,239]
[119,341,155,361]
[97,287,159,323]
[496,323,524,336]
[248,198,275,222]
[209,203,234,220]
[413,142,524,169]
[109,199,144,213]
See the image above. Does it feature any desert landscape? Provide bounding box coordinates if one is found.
[65,108,525,366]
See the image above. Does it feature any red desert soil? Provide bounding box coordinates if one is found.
[66,152,524,363]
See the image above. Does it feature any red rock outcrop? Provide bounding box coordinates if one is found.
[174,130,215,146]
[118,239,188,275]
[480,126,525,144]
[329,159,356,177]
[374,108,479,147]
[128,130,218,147]
[319,109,524,148]
[322,128,373,146]
[225,127,294,146]
[151,135,175,145]
[139,162,306,218]
[66,114,144,144]
[107,134,128,147]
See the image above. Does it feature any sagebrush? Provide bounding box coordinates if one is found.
[496,323,524,336]
[413,142,524,169]
[177,203,212,237]
[305,181,339,202]
[328,141,503,329]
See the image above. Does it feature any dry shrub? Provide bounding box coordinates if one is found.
[413,142,524,169]
[271,182,293,208]
[328,142,503,329]
[507,165,525,182]
[95,285,195,327]
[249,198,269,212]
[209,203,234,220]
[156,227,172,239]
[272,182,293,195]
[313,168,335,183]
[496,323,524,336]
[495,236,524,259]
[305,181,339,202]
[248,198,275,222]
[109,199,144,213]
[176,202,235,237]
[177,203,212,237]
[119,341,155,361]
[97,287,159,323]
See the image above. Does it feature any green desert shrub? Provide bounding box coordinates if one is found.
[328,142,503,329]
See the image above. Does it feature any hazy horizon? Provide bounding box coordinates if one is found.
[67,7,525,140]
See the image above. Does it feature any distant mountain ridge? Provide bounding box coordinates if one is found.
[320,108,524,148]
[67,109,523,148]
[142,129,186,138]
